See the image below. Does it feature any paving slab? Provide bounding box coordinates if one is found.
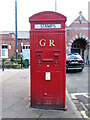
[39,110,63,118]
[2,108,20,118]
[1,68,83,119]
[17,108,42,118]
[9,100,29,114]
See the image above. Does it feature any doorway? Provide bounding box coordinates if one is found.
[71,38,87,59]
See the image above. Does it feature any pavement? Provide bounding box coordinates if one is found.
[0,68,83,119]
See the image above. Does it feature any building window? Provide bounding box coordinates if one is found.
[1,44,8,58]
[9,44,11,49]
[26,46,30,49]
[2,44,8,49]
[23,46,25,49]
[22,45,30,50]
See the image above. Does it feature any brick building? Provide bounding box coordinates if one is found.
[18,31,30,52]
[0,32,15,58]
[0,31,29,59]
[66,12,90,64]
[0,12,90,64]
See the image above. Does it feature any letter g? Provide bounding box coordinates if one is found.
[39,39,46,46]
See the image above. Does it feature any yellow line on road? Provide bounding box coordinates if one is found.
[80,111,89,119]
[83,94,90,99]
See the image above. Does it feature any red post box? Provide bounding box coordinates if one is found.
[29,11,67,109]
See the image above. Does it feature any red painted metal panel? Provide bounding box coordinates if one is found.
[29,11,66,109]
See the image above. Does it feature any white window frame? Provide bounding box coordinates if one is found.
[22,45,30,50]
[1,44,8,58]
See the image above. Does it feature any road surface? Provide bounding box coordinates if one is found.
[66,66,89,119]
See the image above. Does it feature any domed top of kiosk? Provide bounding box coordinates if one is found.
[29,11,67,22]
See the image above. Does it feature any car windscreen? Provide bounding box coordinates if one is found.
[66,55,82,60]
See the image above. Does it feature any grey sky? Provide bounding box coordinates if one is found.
[0,0,89,31]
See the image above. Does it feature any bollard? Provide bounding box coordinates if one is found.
[88,60,89,65]
[2,58,4,71]
[21,54,23,68]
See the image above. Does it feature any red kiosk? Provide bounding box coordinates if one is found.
[29,11,67,109]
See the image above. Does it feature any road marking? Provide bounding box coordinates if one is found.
[83,94,90,99]
[71,94,77,100]
[71,92,90,119]
[71,93,88,100]
[85,103,90,106]
[80,111,89,119]
[80,102,88,111]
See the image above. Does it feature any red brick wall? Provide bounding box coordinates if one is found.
[67,20,89,47]
[0,33,30,58]
[18,39,30,52]
[0,34,2,58]
[67,29,88,46]
[1,33,15,58]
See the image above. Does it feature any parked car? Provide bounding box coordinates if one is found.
[66,53,84,72]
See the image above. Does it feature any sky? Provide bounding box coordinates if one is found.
[0,0,89,31]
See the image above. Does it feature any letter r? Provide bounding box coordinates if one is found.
[49,39,55,46]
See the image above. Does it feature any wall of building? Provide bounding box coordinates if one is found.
[66,12,90,64]
[0,31,30,59]
[18,39,30,52]
[0,33,15,58]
